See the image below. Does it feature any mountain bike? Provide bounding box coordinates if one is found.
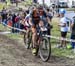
[24,27,51,62]
[37,28,51,62]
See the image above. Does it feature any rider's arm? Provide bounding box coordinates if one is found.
[24,15,29,26]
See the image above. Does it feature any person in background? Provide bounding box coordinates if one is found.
[0,13,2,23]
[46,8,53,22]
[46,8,53,36]
[71,16,75,49]
[7,12,12,28]
[12,13,16,33]
[58,9,68,48]
[1,7,7,25]
[14,13,20,33]
[1,7,8,30]
[15,0,18,7]
[20,11,26,30]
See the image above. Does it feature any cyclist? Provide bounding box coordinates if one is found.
[38,5,51,35]
[29,6,40,55]
[30,5,51,55]
[26,5,51,55]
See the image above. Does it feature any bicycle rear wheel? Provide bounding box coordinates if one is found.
[24,32,31,49]
[39,37,51,62]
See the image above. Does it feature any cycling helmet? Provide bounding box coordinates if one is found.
[59,9,66,14]
[38,5,43,9]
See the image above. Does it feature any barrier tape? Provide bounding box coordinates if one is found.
[2,22,75,43]
[45,35,75,42]
[2,22,26,33]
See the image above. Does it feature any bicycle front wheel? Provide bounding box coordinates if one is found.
[39,37,51,62]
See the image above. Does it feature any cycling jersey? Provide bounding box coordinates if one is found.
[31,12,40,26]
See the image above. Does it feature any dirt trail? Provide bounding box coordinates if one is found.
[0,34,75,66]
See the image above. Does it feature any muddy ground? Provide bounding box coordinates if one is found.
[0,34,75,66]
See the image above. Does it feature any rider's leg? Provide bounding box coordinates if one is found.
[31,26,39,55]
[26,28,30,38]
[31,27,37,47]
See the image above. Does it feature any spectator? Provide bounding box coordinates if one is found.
[46,8,53,22]
[71,16,75,49]
[0,12,2,23]
[1,7,8,30]
[12,13,16,33]
[15,0,18,7]
[1,7,7,25]
[14,13,20,33]
[7,13,12,25]
[58,9,68,48]
[20,12,26,30]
